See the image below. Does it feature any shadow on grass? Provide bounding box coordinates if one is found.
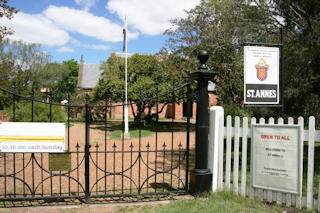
[149,182,175,191]
[89,120,196,133]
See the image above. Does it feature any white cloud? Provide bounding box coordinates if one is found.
[44,6,138,43]
[107,0,200,35]
[74,0,96,11]
[0,5,138,48]
[70,38,110,50]
[0,12,70,46]
[56,46,74,52]
[85,44,110,50]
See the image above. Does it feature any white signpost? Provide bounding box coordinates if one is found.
[244,46,280,104]
[0,122,65,153]
[251,124,303,194]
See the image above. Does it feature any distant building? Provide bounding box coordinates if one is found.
[77,51,133,92]
[77,56,104,92]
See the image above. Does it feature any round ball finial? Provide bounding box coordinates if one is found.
[197,50,209,69]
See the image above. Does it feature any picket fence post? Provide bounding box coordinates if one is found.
[208,106,224,192]
[307,116,315,209]
[297,116,304,209]
[240,117,248,197]
[233,116,240,194]
[226,115,232,190]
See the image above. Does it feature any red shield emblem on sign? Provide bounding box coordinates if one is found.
[255,58,269,81]
[257,66,267,81]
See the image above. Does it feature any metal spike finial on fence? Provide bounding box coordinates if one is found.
[67,93,71,102]
[85,93,89,104]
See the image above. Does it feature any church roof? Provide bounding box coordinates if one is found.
[78,63,104,89]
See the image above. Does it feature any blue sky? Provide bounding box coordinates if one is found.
[2,0,200,63]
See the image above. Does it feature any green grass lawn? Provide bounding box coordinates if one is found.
[93,119,195,139]
[110,129,154,139]
[117,191,316,213]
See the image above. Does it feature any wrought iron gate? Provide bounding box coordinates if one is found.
[0,82,192,202]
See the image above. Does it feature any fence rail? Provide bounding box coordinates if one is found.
[209,106,319,210]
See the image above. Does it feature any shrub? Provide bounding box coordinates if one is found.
[5,100,66,122]
[223,102,253,119]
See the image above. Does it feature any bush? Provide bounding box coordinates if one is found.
[223,102,253,119]
[5,100,66,122]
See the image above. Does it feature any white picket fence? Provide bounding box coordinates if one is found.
[208,106,320,210]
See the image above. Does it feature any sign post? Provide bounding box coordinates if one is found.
[244,46,280,105]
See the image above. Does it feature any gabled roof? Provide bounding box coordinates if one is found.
[78,63,104,89]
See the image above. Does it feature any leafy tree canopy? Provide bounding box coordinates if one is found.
[0,39,79,107]
[164,0,319,121]
[0,0,18,39]
[164,0,279,108]
[273,0,320,120]
[93,53,184,122]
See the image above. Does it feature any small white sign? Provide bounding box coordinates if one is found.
[251,124,302,194]
[0,122,65,153]
[244,46,280,104]
[40,88,50,93]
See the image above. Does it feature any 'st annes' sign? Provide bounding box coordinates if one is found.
[244,46,279,104]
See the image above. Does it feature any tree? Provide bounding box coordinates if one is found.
[164,0,279,110]
[0,39,50,108]
[0,39,79,109]
[93,54,181,123]
[0,0,18,39]
[41,59,79,102]
[272,0,320,121]
[62,59,79,94]
[164,0,320,122]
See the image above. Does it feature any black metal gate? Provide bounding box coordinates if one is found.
[0,82,192,202]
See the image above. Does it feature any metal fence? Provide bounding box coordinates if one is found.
[0,82,192,202]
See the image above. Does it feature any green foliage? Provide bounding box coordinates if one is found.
[0,38,79,110]
[0,39,51,108]
[0,0,18,39]
[0,39,50,94]
[223,102,252,119]
[62,59,79,94]
[164,0,320,122]
[93,54,181,123]
[164,0,279,117]
[276,0,320,123]
[42,59,79,102]
[5,100,66,122]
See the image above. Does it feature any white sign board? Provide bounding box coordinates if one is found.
[0,122,65,153]
[251,124,302,194]
[244,46,279,104]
